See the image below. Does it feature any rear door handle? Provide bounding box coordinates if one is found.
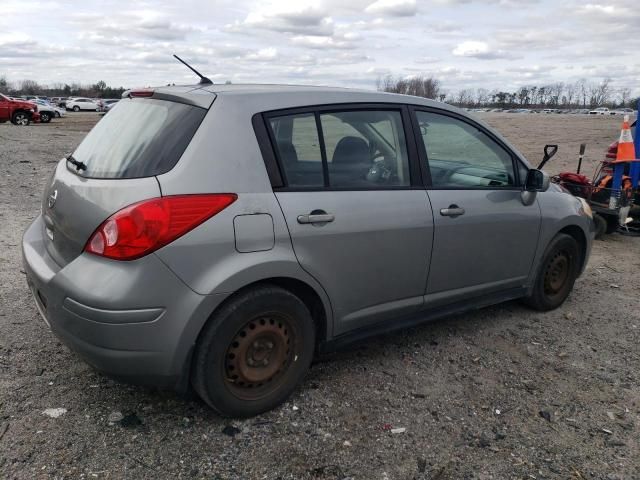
[297,212,335,224]
[440,205,465,217]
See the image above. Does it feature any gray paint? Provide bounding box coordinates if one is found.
[22,84,594,390]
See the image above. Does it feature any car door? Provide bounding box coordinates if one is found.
[264,105,433,335]
[0,95,9,121]
[411,108,541,307]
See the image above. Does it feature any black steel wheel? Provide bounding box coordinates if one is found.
[192,285,315,417]
[593,213,607,239]
[523,233,580,311]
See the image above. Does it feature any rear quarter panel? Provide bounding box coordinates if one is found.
[154,98,334,337]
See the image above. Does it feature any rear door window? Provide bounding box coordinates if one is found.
[71,97,207,179]
[269,113,324,187]
[268,108,410,189]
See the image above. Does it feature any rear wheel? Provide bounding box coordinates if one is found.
[11,111,30,126]
[523,233,580,311]
[192,285,316,417]
[593,213,607,239]
[40,112,51,123]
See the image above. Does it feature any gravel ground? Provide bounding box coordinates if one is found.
[0,112,639,480]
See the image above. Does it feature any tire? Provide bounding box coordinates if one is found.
[605,215,618,234]
[523,233,581,311]
[11,111,30,126]
[54,111,60,118]
[593,213,607,240]
[40,112,51,123]
[73,106,80,112]
[192,285,316,417]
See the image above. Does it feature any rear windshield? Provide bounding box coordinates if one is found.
[70,97,207,178]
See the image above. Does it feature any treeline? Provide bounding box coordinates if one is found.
[377,75,639,110]
[0,77,126,99]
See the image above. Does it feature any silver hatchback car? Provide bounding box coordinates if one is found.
[23,84,594,416]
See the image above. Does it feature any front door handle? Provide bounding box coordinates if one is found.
[440,205,465,217]
[297,212,335,224]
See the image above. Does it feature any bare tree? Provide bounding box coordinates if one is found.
[618,87,632,107]
[576,79,588,108]
[378,75,441,99]
[564,82,576,107]
[476,88,489,106]
[20,79,40,95]
[589,78,611,107]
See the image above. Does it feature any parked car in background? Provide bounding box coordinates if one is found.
[22,83,594,417]
[611,108,636,116]
[66,98,101,112]
[589,107,611,115]
[33,99,65,122]
[0,93,40,125]
[103,99,120,112]
[50,97,68,108]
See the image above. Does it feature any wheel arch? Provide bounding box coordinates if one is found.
[177,275,332,394]
[557,224,588,273]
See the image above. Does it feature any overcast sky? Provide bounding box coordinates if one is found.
[1,0,639,96]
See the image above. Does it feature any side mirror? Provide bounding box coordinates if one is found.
[525,169,550,192]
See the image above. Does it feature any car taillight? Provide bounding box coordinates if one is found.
[85,194,237,260]
[606,141,618,159]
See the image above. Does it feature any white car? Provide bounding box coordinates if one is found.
[611,108,636,116]
[33,99,65,122]
[66,98,101,112]
[588,107,611,115]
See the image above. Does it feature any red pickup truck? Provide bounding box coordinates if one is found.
[0,93,40,125]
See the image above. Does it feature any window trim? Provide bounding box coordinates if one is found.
[408,105,527,191]
[255,103,423,192]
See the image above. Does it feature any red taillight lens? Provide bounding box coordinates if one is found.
[85,194,237,260]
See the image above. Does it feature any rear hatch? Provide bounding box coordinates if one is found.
[41,92,211,266]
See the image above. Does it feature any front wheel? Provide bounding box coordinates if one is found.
[40,112,51,123]
[523,233,581,311]
[192,285,316,417]
[11,111,30,126]
[72,106,80,112]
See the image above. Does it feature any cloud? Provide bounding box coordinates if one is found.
[452,41,518,60]
[365,0,417,16]
[227,1,334,36]
[244,47,279,61]
[291,35,357,50]
[0,0,638,97]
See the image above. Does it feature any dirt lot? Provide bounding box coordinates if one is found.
[0,112,639,480]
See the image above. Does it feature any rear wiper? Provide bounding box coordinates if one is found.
[66,154,87,171]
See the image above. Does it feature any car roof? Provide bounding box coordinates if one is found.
[146,82,455,114]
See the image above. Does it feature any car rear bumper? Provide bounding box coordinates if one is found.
[22,215,227,390]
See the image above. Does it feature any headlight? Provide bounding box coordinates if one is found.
[577,197,593,218]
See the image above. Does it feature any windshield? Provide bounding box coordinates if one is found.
[71,97,207,179]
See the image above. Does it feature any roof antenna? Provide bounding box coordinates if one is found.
[173,54,212,85]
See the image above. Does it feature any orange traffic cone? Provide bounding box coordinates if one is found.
[614,115,636,162]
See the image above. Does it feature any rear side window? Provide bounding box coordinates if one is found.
[71,98,207,179]
[269,113,323,187]
[268,109,410,189]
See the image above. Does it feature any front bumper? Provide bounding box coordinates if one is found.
[22,215,227,389]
